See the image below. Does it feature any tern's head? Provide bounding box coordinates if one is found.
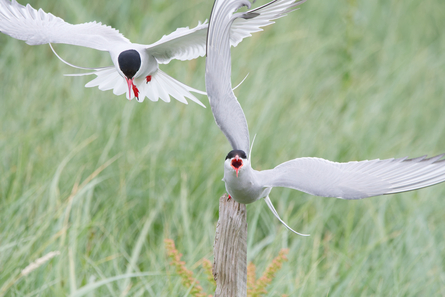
[118,49,142,99]
[225,150,248,178]
[118,49,141,78]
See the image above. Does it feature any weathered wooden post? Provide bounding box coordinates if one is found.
[213,194,247,297]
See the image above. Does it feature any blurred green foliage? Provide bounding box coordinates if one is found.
[1,0,445,295]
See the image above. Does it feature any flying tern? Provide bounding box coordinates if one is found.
[206,0,445,236]
[0,0,301,105]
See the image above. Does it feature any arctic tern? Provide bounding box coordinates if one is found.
[0,0,301,105]
[206,0,445,236]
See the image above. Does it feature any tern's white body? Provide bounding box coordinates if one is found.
[206,0,445,236]
[223,159,269,204]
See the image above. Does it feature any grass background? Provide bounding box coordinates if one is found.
[1,0,445,295]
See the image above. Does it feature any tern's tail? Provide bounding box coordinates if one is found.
[135,69,206,107]
[264,195,310,237]
[67,68,206,107]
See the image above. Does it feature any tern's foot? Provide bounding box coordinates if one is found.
[227,195,231,201]
[146,75,152,83]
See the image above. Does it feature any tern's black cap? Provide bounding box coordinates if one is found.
[225,150,247,160]
[118,49,141,79]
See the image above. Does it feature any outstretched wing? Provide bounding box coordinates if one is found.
[0,0,130,51]
[205,0,306,157]
[145,21,209,64]
[256,154,445,199]
[147,0,306,64]
[205,0,252,155]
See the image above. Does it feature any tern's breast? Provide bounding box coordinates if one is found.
[224,171,264,204]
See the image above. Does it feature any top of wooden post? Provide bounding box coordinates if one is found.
[213,194,248,297]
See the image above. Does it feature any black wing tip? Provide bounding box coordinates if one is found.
[241,12,260,19]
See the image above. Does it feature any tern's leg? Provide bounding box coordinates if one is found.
[264,196,310,237]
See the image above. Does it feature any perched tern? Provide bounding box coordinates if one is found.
[0,0,301,105]
[206,0,445,236]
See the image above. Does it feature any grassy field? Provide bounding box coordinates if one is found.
[1,0,445,295]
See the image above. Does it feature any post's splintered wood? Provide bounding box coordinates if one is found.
[213,194,247,297]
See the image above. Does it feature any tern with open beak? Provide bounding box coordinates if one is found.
[0,0,304,105]
[205,0,445,236]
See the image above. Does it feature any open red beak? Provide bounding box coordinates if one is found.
[231,155,243,177]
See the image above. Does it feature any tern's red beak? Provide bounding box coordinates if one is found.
[125,77,139,100]
[126,77,134,100]
[231,155,243,177]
